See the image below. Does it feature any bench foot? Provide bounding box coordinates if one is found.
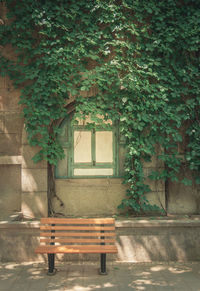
[99,269,108,275]
[47,268,57,276]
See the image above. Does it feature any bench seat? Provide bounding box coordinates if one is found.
[35,245,117,254]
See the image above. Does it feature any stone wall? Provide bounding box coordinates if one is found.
[0,71,23,218]
[0,164,21,217]
[0,72,48,219]
[0,70,199,218]
[0,3,47,219]
[21,131,48,218]
[0,2,199,219]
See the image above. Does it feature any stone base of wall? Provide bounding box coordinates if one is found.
[0,216,200,263]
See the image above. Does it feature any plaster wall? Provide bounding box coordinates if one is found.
[53,163,166,217]
[54,178,127,217]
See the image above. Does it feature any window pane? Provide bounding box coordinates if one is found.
[74,131,92,163]
[56,148,68,177]
[74,168,113,176]
[96,131,113,163]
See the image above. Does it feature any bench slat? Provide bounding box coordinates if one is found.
[35,245,118,254]
[40,232,115,237]
[40,238,115,243]
[40,226,115,231]
[41,218,115,225]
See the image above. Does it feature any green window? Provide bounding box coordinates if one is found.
[56,115,125,178]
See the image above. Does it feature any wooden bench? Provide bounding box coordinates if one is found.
[35,217,117,275]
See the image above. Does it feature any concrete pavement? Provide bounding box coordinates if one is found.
[0,261,200,291]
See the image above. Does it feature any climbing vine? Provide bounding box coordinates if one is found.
[0,0,199,214]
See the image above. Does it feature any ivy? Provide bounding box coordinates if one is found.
[0,0,199,214]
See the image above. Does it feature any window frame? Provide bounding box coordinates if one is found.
[55,115,122,179]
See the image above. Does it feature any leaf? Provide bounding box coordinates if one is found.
[181,178,192,186]
[195,177,200,185]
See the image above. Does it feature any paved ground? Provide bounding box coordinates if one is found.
[0,261,200,291]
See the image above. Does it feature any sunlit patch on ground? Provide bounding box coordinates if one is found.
[0,262,200,290]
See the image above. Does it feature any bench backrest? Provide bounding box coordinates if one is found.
[39,218,116,247]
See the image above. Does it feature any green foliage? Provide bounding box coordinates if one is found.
[0,0,199,214]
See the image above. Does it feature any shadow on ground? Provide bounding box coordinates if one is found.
[0,262,200,291]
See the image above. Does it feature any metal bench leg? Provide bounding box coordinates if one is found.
[47,254,56,275]
[99,253,107,275]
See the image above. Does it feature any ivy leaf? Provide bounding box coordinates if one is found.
[181,178,192,186]
[195,177,200,185]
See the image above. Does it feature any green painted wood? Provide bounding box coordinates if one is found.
[55,115,124,178]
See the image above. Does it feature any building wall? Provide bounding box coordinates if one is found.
[53,178,127,217]
[0,3,48,219]
[0,2,199,219]
[21,132,48,219]
[53,154,166,217]
[0,70,23,218]
[0,68,199,218]
[168,168,200,214]
[0,71,48,219]
[0,68,166,219]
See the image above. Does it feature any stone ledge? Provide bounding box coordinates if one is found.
[0,217,200,229]
[0,220,40,229]
[115,217,200,228]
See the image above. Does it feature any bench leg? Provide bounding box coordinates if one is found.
[99,253,107,275]
[47,254,56,275]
